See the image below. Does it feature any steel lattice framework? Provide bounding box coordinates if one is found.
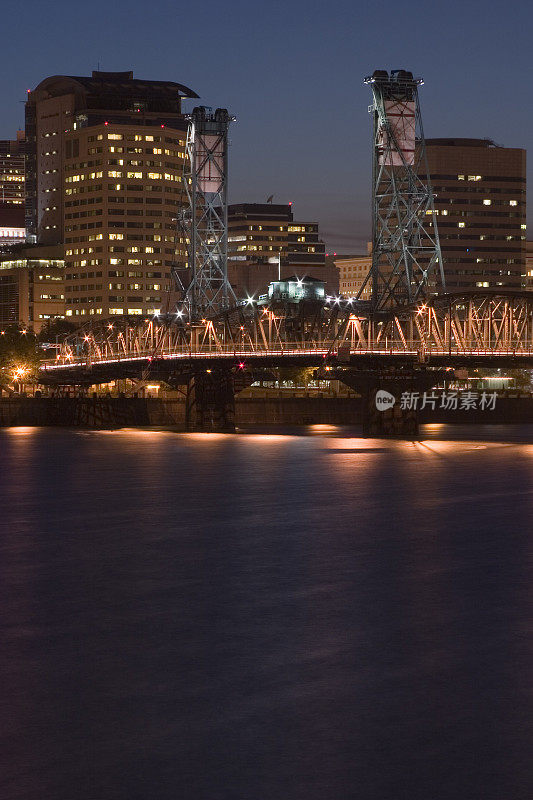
[180,106,236,319]
[359,69,444,312]
[39,292,533,385]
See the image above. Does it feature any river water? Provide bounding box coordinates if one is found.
[0,425,532,799]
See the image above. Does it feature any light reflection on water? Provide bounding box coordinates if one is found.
[0,425,532,800]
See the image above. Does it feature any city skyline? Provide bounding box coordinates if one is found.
[0,0,531,252]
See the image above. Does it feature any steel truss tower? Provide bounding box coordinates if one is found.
[181,106,236,319]
[359,69,444,312]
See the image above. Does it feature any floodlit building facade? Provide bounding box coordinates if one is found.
[335,254,372,300]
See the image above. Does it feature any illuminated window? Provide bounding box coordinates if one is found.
[509,200,517,206]
[457,174,465,180]
[483,199,491,206]
[108,170,123,178]
[127,171,142,179]
[109,308,124,315]
[458,222,465,228]
[127,308,143,315]
[108,134,123,140]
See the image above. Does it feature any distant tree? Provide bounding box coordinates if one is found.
[0,325,39,385]
[37,318,77,342]
[276,366,315,387]
[508,369,533,391]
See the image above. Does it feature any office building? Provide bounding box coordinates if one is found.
[424,139,526,291]
[227,203,327,298]
[25,70,198,318]
[335,249,372,300]
[0,244,65,331]
[0,131,26,248]
[0,131,25,207]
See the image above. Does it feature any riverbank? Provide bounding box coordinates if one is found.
[0,394,532,427]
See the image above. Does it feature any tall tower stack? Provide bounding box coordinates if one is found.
[360,69,444,312]
[181,106,236,319]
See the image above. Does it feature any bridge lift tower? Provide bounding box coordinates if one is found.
[359,70,444,312]
[180,106,237,320]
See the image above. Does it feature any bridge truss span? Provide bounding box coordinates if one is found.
[39,291,533,385]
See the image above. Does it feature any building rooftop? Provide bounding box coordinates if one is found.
[228,203,294,219]
[28,71,199,115]
[425,138,501,148]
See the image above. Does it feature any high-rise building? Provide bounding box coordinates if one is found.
[0,131,25,207]
[25,70,198,319]
[0,131,26,248]
[424,139,526,291]
[227,203,327,298]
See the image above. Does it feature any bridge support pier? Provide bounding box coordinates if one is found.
[334,368,445,438]
[364,386,419,438]
[185,369,236,432]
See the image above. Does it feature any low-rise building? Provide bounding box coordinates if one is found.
[335,253,372,300]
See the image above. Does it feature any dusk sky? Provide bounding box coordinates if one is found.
[1,0,531,252]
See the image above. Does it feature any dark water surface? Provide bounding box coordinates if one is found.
[0,425,532,800]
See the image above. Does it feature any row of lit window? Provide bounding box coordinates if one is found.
[104,283,161,290]
[88,133,185,146]
[65,185,102,195]
[106,171,181,181]
[66,308,161,317]
[102,149,183,158]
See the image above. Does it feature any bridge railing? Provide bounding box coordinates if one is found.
[40,338,533,371]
